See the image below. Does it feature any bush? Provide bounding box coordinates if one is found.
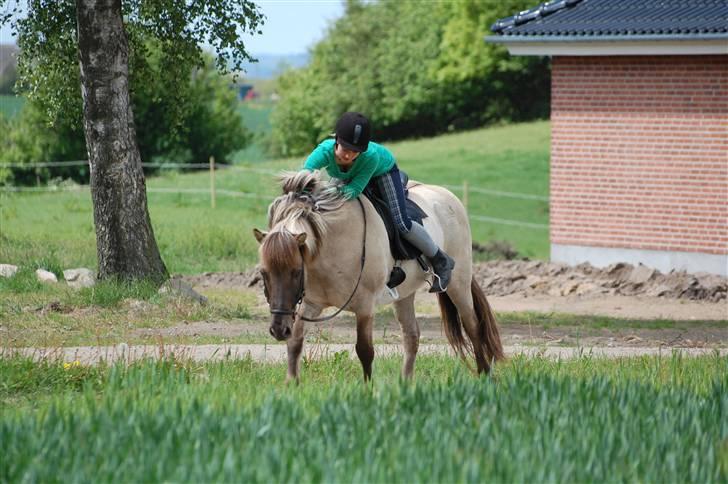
[269,0,550,156]
[1,49,250,186]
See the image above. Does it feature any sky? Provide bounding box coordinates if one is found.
[0,0,344,56]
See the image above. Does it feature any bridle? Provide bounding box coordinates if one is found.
[264,197,366,323]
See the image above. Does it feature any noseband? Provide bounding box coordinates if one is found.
[265,197,366,323]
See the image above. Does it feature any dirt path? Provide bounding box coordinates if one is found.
[4,343,726,365]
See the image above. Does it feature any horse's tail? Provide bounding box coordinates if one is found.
[437,277,505,373]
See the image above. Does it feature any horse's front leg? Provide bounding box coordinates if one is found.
[355,312,375,381]
[393,293,419,379]
[287,301,321,383]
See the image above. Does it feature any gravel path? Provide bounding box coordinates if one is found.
[5,343,726,365]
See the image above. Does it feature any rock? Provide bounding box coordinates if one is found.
[646,284,672,297]
[575,282,599,296]
[560,280,580,296]
[524,275,547,290]
[36,269,58,283]
[628,264,655,285]
[0,264,18,278]
[159,278,208,304]
[63,268,95,289]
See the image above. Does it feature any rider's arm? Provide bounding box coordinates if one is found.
[340,160,378,199]
[303,140,334,171]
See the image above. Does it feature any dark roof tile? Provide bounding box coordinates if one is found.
[491,0,728,38]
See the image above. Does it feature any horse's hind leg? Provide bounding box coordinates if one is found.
[355,312,375,381]
[393,293,420,379]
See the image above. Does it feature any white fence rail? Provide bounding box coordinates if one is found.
[1,160,549,230]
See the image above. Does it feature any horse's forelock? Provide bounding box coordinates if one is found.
[260,231,300,271]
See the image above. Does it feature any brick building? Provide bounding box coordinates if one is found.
[489,0,728,276]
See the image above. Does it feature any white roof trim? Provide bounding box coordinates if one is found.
[505,39,728,56]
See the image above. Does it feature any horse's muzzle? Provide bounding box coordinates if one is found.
[269,316,293,341]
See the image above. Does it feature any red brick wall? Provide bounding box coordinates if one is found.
[550,55,728,255]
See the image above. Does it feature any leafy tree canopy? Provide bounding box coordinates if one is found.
[0,0,262,183]
[3,0,263,128]
[270,0,549,157]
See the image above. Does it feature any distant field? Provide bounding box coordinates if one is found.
[0,121,550,274]
[234,99,274,163]
[1,353,726,482]
[0,94,24,119]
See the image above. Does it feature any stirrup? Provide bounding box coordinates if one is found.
[428,271,448,293]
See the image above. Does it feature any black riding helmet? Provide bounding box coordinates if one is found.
[335,112,371,153]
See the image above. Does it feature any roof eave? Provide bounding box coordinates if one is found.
[486,33,728,43]
[485,34,728,56]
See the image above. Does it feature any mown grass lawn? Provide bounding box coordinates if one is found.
[1,353,726,482]
[0,120,550,274]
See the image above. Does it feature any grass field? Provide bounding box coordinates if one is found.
[0,94,24,119]
[0,121,550,274]
[2,353,726,482]
[234,99,275,163]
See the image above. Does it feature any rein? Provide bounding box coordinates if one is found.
[267,197,367,323]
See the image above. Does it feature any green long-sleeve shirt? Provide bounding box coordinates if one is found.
[303,139,395,199]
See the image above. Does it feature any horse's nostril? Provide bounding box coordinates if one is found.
[283,326,291,338]
[269,327,276,337]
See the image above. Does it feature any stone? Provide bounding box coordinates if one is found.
[560,280,580,296]
[159,278,208,304]
[628,264,655,285]
[63,268,96,289]
[36,269,58,283]
[575,282,599,296]
[0,264,18,278]
[646,284,672,297]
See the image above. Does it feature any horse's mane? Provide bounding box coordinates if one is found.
[266,170,347,256]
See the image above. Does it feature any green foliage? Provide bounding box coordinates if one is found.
[0,0,262,184]
[1,354,727,481]
[270,0,550,156]
[0,121,551,272]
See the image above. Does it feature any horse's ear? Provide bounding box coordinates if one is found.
[253,228,267,244]
[295,233,307,247]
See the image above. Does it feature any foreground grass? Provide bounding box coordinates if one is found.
[1,353,726,482]
[0,121,550,274]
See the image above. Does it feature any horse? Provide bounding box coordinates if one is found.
[253,171,504,382]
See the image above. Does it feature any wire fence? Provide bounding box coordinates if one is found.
[0,159,549,230]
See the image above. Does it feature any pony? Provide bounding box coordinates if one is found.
[253,171,503,382]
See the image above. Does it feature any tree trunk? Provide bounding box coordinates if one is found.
[75,0,168,284]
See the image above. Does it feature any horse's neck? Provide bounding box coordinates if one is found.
[307,198,390,277]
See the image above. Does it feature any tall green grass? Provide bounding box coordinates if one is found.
[1,353,726,482]
[0,121,549,273]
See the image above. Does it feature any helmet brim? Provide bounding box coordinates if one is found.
[336,138,367,153]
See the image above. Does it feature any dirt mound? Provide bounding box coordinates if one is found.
[475,260,726,302]
[180,261,727,303]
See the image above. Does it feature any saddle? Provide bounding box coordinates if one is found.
[361,170,429,288]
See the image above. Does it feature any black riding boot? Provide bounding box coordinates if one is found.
[428,249,455,293]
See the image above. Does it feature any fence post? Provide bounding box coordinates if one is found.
[462,180,468,213]
[210,156,216,209]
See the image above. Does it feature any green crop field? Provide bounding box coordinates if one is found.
[0,121,549,274]
[2,353,726,482]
